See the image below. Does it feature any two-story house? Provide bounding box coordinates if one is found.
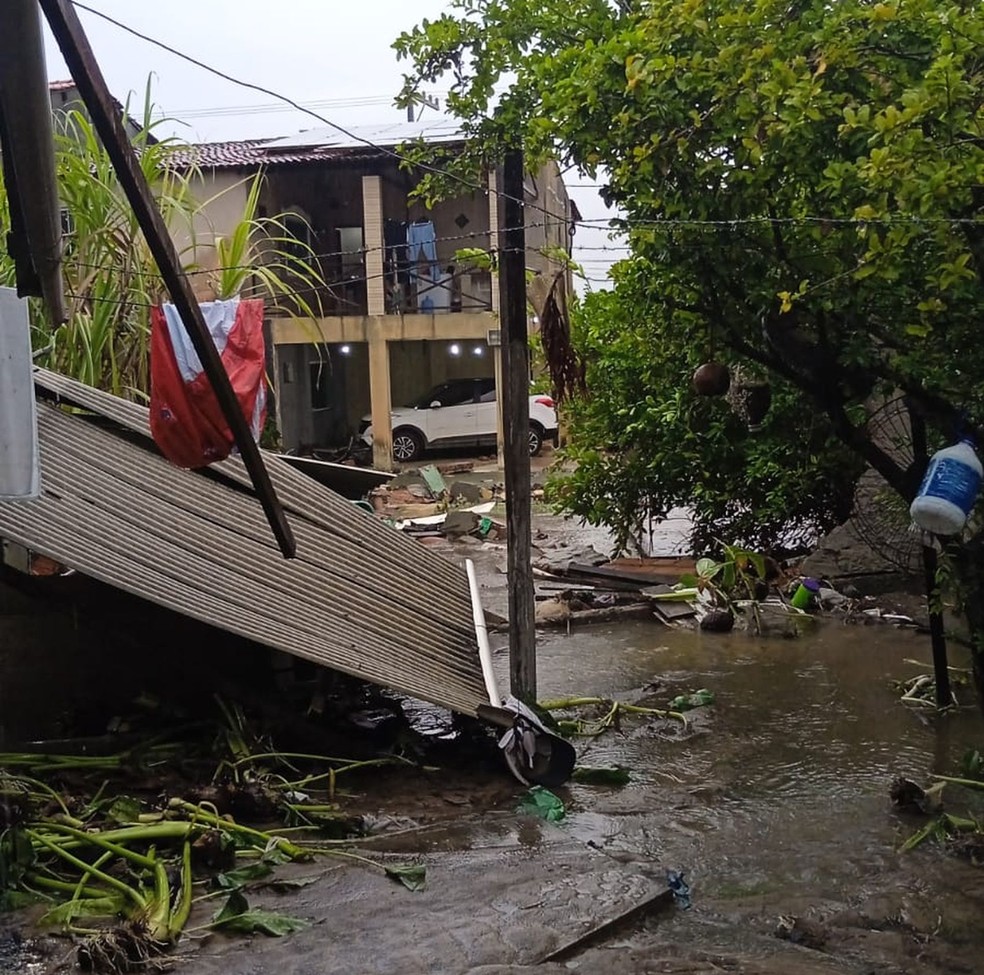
[167,119,575,469]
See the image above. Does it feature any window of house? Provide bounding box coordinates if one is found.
[338,226,364,279]
[309,361,332,410]
[283,209,313,261]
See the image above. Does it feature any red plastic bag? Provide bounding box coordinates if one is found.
[150,298,267,469]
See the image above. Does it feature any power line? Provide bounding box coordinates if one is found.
[169,96,405,120]
[64,4,980,251]
[70,1,571,227]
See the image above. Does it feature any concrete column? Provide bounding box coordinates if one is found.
[362,175,386,316]
[368,326,393,471]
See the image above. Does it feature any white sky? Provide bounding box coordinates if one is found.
[42,0,626,289]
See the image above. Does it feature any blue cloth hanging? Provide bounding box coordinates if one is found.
[406,220,438,268]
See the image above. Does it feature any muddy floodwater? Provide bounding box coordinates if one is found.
[5,614,984,975]
[155,619,983,975]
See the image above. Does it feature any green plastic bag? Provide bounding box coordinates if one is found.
[669,688,715,711]
[519,785,566,822]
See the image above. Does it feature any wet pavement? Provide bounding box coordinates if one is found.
[170,620,984,974]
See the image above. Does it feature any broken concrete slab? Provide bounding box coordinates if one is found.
[450,480,486,503]
[443,510,481,537]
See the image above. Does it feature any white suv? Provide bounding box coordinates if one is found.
[360,377,558,463]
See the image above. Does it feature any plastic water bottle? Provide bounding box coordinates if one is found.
[909,437,983,535]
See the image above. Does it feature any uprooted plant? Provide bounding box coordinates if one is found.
[0,699,433,971]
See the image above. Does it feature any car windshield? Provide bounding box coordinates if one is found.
[404,380,481,409]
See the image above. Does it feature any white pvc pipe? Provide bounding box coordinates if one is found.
[465,557,502,706]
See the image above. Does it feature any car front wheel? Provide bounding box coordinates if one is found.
[392,428,424,463]
[528,423,544,456]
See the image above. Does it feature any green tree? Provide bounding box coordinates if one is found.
[396,0,984,697]
[553,263,863,554]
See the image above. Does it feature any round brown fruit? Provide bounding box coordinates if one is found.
[692,362,731,396]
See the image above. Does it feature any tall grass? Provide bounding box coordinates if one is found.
[0,81,328,401]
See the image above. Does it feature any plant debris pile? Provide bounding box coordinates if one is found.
[0,694,439,971]
[895,752,984,865]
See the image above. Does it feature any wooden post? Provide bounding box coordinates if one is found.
[40,0,295,558]
[499,148,536,702]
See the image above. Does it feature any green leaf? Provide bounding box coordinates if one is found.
[212,888,309,936]
[0,889,41,913]
[105,795,143,826]
[41,894,126,927]
[214,861,275,889]
[0,827,34,891]
[259,875,321,892]
[572,765,632,786]
[217,909,310,936]
[383,864,426,892]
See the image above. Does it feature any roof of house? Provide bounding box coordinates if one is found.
[0,369,489,718]
[48,79,77,92]
[166,118,465,170]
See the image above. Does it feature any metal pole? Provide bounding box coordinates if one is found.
[40,0,296,559]
[499,147,536,702]
[909,405,951,708]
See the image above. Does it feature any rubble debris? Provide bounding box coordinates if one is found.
[537,880,675,963]
[890,777,945,815]
[519,786,566,822]
[699,607,735,632]
[419,465,448,499]
[775,915,828,950]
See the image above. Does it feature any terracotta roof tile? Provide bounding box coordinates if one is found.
[164,138,399,170]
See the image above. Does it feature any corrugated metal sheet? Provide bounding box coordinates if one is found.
[0,371,489,717]
[164,121,465,171]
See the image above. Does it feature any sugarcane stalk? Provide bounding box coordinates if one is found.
[26,830,146,910]
[29,874,106,899]
[37,823,158,869]
[932,774,984,792]
[33,821,195,851]
[167,799,309,861]
[167,841,193,941]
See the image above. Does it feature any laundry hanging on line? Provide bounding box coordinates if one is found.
[149,297,267,469]
[406,219,438,272]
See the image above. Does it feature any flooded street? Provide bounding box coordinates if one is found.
[175,618,984,974]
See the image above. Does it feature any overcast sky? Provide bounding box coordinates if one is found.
[42,0,626,288]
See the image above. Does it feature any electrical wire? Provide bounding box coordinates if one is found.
[68,4,984,236]
[70,1,570,227]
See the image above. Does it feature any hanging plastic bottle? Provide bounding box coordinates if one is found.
[909,436,983,535]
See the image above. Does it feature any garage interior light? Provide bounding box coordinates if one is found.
[448,343,462,356]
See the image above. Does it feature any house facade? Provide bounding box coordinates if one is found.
[167,120,575,469]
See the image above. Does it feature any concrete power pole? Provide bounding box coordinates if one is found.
[499,147,536,703]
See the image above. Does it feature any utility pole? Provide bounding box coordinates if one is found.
[499,147,536,702]
[407,93,440,123]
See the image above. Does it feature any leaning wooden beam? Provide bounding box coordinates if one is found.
[38,0,296,559]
